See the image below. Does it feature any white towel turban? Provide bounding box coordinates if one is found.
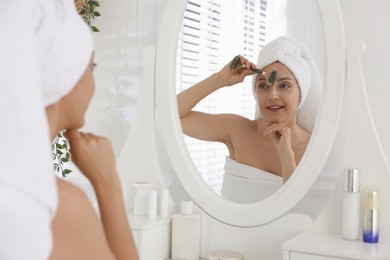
[253,36,323,133]
[41,0,93,107]
[1,0,93,234]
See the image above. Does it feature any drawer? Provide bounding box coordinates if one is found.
[287,252,349,260]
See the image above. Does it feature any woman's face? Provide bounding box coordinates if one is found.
[60,57,95,130]
[255,62,301,125]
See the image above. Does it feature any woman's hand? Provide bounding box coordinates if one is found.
[63,129,118,187]
[263,122,296,182]
[216,55,257,87]
[263,123,292,154]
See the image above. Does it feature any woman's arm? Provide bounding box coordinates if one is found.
[93,171,138,260]
[177,72,224,118]
[64,130,139,260]
[177,55,256,142]
[263,123,296,182]
[178,55,256,118]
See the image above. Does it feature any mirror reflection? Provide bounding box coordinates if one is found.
[175,0,325,203]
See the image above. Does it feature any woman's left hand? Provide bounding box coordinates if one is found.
[263,122,292,154]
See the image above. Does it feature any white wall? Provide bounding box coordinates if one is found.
[85,0,167,156]
[339,0,390,163]
[313,0,390,244]
[64,0,170,205]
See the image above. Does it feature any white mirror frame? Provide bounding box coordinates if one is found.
[156,0,346,227]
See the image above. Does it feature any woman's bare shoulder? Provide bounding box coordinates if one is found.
[293,126,312,152]
[219,113,253,123]
[222,114,260,134]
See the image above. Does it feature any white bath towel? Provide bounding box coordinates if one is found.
[0,0,92,258]
[253,36,322,133]
[221,157,283,204]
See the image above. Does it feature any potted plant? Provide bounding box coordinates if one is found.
[75,0,101,32]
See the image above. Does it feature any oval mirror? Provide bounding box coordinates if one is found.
[175,0,327,203]
[156,0,346,227]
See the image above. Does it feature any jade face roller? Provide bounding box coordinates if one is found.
[230,55,277,85]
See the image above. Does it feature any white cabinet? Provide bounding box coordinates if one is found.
[284,252,346,260]
[129,214,171,260]
[282,231,390,260]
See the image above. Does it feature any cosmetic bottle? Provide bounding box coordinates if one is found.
[171,201,200,260]
[160,189,169,218]
[363,186,379,243]
[341,168,360,240]
[148,190,157,219]
[133,182,151,216]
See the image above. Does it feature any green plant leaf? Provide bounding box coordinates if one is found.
[60,158,69,163]
[83,17,90,26]
[93,11,101,16]
[92,1,100,7]
[92,26,100,32]
[56,149,63,155]
[79,9,86,15]
[61,167,73,177]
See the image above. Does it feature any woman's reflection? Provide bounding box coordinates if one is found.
[177,36,322,203]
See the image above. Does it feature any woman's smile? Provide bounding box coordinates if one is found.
[266,105,285,112]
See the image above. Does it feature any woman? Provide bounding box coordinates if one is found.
[39,0,138,259]
[46,57,138,260]
[42,3,138,259]
[1,0,139,258]
[177,36,322,203]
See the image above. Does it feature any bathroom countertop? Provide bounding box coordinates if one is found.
[282,231,390,260]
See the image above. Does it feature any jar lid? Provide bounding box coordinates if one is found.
[364,186,379,209]
[180,200,193,215]
[207,250,244,260]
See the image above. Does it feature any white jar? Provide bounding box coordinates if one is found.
[208,250,244,260]
[171,201,200,260]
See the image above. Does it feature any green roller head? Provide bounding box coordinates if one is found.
[230,56,240,70]
[267,69,277,85]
